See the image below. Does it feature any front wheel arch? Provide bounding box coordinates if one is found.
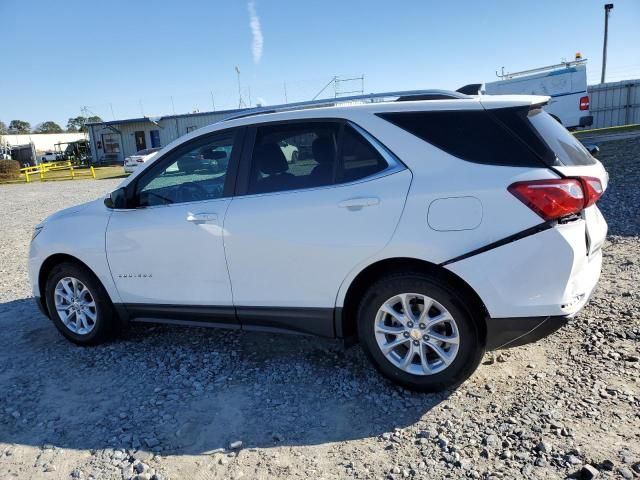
[38,254,107,317]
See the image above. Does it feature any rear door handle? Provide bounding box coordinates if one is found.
[338,197,380,210]
[186,212,218,224]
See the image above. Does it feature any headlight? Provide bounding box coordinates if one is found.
[32,225,44,241]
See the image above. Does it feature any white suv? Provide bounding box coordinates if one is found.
[28,91,608,391]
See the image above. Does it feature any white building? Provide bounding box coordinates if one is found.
[87,109,247,163]
[0,132,87,153]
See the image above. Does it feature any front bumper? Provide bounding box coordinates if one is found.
[486,315,569,350]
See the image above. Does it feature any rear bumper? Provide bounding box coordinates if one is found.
[486,315,569,350]
[579,115,593,127]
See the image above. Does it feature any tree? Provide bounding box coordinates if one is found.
[8,120,31,134]
[0,121,7,134]
[34,121,63,134]
[67,115,103,133]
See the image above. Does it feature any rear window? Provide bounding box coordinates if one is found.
[378,110,547,167]
[527,109,596,166]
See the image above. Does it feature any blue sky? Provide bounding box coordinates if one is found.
[1,0,639,128]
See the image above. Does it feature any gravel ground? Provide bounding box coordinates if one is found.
[0,139,638,480]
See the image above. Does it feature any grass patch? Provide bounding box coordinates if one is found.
[574,124,640,137]
[0,165,129,185]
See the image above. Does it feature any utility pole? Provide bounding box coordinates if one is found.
[210,91,216,111]
[601,3,614,84]
[235,66,245,108]
[283,82,288,103]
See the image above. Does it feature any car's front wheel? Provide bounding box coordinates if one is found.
[357,273,484,392]
[45,262,116,345]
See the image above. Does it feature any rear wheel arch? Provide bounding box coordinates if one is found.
[338,257,488,344]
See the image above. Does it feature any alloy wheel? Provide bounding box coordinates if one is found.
[54,277,98,335]
[374,293,460,375]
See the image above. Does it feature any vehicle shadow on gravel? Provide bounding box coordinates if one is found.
[0,298,450,456]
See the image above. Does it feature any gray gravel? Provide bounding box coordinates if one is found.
[0,139,638,480]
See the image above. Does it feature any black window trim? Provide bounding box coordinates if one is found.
[125,126,246,209]
[234,117,406,198]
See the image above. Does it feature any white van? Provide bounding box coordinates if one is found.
[485,56,593,130]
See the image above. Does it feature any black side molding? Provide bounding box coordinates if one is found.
[124,304,237,323]
[440,221,553,267]
[121,303,335,338]
[486,315,569,350]
[236,306,335,338]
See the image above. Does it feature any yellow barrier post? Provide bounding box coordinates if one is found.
[90,166,96,179]
[25,171,30,183]
[70,166,75,179]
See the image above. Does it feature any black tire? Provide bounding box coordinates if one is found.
[45,261,116,345]
[357,272,484,392]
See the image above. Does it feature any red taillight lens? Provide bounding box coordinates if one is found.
[579,95,589,111]
[579,176,603,207]
[509,177,604,220]
[508,179,585,220]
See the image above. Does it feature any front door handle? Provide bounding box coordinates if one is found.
[186,212,218,224]
[338,197,380,211]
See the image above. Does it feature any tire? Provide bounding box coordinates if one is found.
[357,273,484,392]
[45,261,116,346]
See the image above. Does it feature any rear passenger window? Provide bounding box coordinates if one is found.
[246,121,394,195]
[339,125,388,182]
[248,122,339,194]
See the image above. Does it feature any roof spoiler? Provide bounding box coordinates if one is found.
[456,84,482,95]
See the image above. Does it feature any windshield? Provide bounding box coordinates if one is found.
[528,109,595,166]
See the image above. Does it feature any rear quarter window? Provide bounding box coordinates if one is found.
[527,109,596,166]
[378,110,547,167]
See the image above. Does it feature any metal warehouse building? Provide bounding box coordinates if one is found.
[87,108,248,164]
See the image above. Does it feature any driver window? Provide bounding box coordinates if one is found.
[136,132,235,207]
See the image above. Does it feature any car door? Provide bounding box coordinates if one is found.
[223,120,412,336]
[106,128,243,325]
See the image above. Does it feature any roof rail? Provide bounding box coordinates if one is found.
[221,89,469,123]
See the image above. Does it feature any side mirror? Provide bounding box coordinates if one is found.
[104,187,130,209]
[583,143,600,157]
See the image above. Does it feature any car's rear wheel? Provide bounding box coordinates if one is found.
[357,273,484,392]
[45,262,116,345]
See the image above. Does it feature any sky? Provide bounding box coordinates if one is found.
[1,0,639,129]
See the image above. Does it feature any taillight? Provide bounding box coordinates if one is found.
[579,96,589,111]
[579,176,603,207]
[508,177,603,220]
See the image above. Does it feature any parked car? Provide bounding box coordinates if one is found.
[29,90,608,392]
[123,148,161,173]
[484,54,593,129]
[39,151,60,163]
